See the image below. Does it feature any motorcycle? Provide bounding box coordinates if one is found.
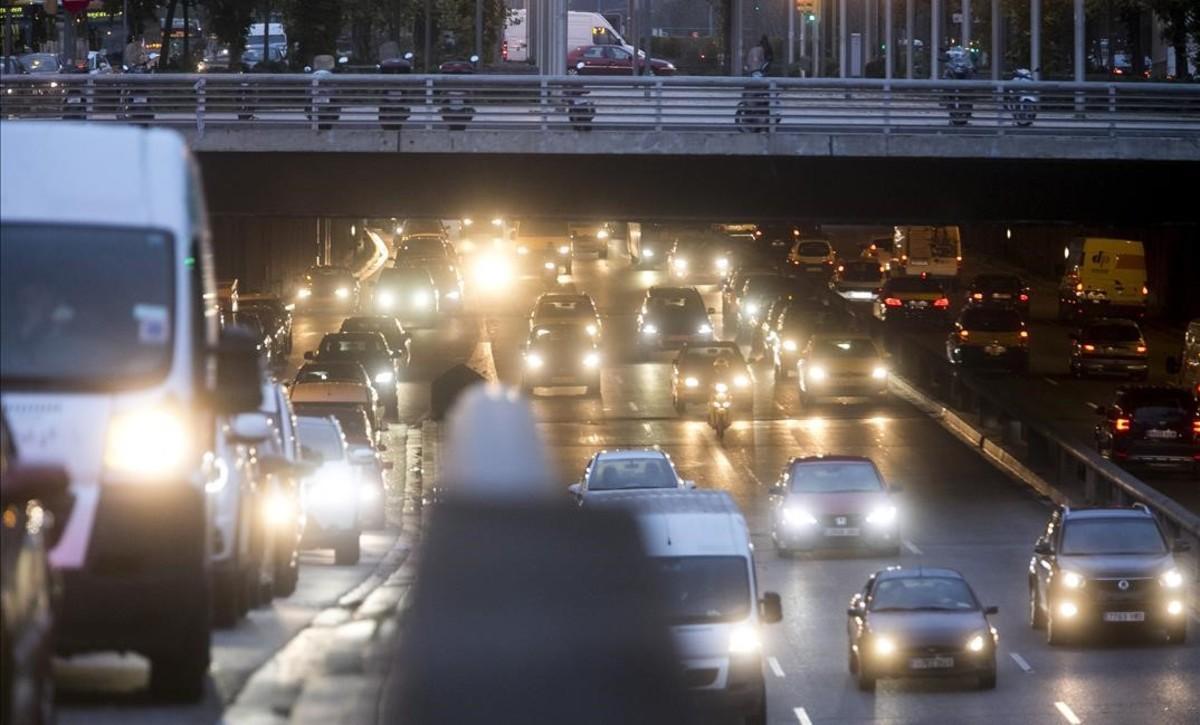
[1004,67,1038,127]
[707,382,733,441]
[735,61,779,133]
[438,54,479,131]
[121,63,154,124]
[561,65,595,131]
[378,52,415,131]
[941,48,975,127]
[305,55,346,130]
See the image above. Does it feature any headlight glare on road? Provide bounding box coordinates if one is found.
[966,633,986,652]
[685,376,700,388]
[525,353,544,369]
[583,352,600,369]
[335,287,350,299]
[808,365,828,382]
[1160,569,1184,589]
[783,339,797,352]
[105,406,190,480]
[1061,571,1085,589]
[865,505,897,526]
[728,623,762,654]
[782,506,817,526]
[374,371,394,384]
[873,636,896,656]
[871,365,889,380]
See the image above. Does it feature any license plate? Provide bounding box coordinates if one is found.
[985,345,1007,356]
[824,527,861,537]
[1146,429,1179,439]
[909,300,928,308]
[909,656,954,669]
[910,260,930,266]
[992,293,1012,300]
[1103,611,1145,622]
[806,265,825,271]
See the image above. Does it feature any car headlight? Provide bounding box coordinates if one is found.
[526,353,544,369]
[643,248,655,258]
[782,506,817,526]
[745,303,760,315]
[104,406,190,480]
[685,376,699,388]
[376,290,395,309]
[871,365,888,380]
[873,635,896,656]
[544,261,557,270]
[374,371,394,384]
[728,623,762,654]
[1061,571,1085,589]
[491,217,504,227]
[782,339,797,352]
[412,291,430,308]
[462,218,473,226]
[698,323,713,335]
[335,287,350,299]
[585,324,598,336]
[359,483,380,503]
[446,290,461,300]
[1058,601,1078,618]
[642,323,658,335]
[865,505,897,525]
[808,365,828,382]
[264,491,297,527]
[1160,568,1184,589]
[714,257,729,271]
[517,245,529,255]
[597,229,610,240]
[297,288,312,299]
[583,352,600,369]
[558,245,570,255]
[734,374,749,388]
[966,633,987,653]
[673,258,688,269]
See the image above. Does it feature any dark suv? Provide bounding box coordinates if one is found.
[1095,386,1200,474]
[1028,505,1189,645]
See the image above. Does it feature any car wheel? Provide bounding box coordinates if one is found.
[274,553,299,598]
[856,663,876,692]
[1166,620,1187,645]
[211,568,244,628]
[334,534,361,566]
[1029,584,1046,630]
[148,617,210,703]
[977,666,997,690]
[1046,612,1070,646]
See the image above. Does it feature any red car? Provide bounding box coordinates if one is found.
[567,45,676,76]
[768,456,901,555]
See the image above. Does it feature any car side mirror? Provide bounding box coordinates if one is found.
[759,592,783,624]
[576,61,585,70]
[1034,540,1053,556]
[337,56,349,65]
[303,351,315,360]
[984,605,999,616]
[1166,355,1180,375]
[303,65,312,73]
[470,54,480,64]
[567,482,582,498]
[1174,539,1192,553]
[228,411,272,444]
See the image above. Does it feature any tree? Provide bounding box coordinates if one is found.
[208,0,255,68]
[1147,0,1196,78]
[282,0,345,67]
[434,0,509,62]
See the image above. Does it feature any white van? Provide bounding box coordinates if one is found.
[0,123,265,701]
[893,226,963,287]
[592,490,782,723]
[503,9,628,63]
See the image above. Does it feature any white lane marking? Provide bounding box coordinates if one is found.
[767,656,785,678]
[1084,401,1099,412]
[642,422,652,434]
[794,707,814,725]
[1009,652,1034,673]
[627,401,639,412]
[742,464,764,487]
[1055,701,1083,724]
[903,540,923,555]
[1043,377,1060,387]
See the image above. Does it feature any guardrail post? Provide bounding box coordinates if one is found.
[310,77,319,131]
[1083,463,1099,504]
[539,78,548,131]
[655,79,663,132]
[883,82,891,134]
[1108,84,1116,137]
[425,77,434,131]
[194,77,205,135]
[995,82,1005,135]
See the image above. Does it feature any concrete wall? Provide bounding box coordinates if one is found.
[210,215,361,295]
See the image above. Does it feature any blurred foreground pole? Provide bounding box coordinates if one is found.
[990,0,1000,79]
[384,385,690,725]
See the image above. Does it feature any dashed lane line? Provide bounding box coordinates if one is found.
[1055,701,1083,724]
[1009,652,1034,673]
[1043,377,1059,387]
[903,540,923,556]
[767,656,785,678]
[794,707,814,725]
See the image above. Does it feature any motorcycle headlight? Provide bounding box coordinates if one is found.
[745,303,760,316]
[782,339,798,352]
[526,353,544,369]
[1160,568,1184,589]
[642,323,658,335]
[597,229,610,240]
[865,505,897,525]
[871,365,889,380]
[583,352,600,369]
[808,365,828,382]
[335,287,350,299]
[782,506,817,526]
[685,376,700,388]
[642,248,655,258]
[728,623,762,654]
[1061,571,1085,589]
[374,371,394,384]
[104,406,190,480]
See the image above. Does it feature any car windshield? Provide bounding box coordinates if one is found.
[401,238,447,257]
[1085,324,1142,342]
[297,420,344,461]
[402,219,444,235]
[295,403,371,438]
[681,345,744,365]
[649,556,751,625]
[531,325,591,345]
[1060,518,1166,555]
[319,335,385,356]
[811,339,880,359]
[871,576,978,611]
[788,462,883,493]
[18,53,59,72]
[535,298,594,318]
[1,224,173,389]
[294,362,368,384]
[796,241,831,257]
[342,318,400,341]
[648,293,702,313]
[588,457,677,490]
[961,309,1022,331]
[886,277,944,294]
[308,269,354,291]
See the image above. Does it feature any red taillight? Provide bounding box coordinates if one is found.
[1019,293,1029,302]
[933,297,950,308]
[959,329,970,340]
[1082,343,1096,352]
[884,297,903,307]
[1192,419,1200,436]
[1019,330,1029,340]
[1142,285,1149,296]
[1136,345,1147,354]
[971,293,984,301]
[502,40,508,61]
[1115,418,1132,432]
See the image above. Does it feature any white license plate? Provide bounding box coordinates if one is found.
[1146,429,1179,439]
[909,656,955,669]
[909,301,929,308]
[824,527,861,537]
[910,260,930,266]
[992,293,1012,300]
[1103,611,1145,623]
[806,265,825,272]
[985,345,1007,356]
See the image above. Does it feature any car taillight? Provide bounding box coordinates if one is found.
[959,329,970,340]
[1082,343,1096,352]
[884,297,903,307]
[971,293,984,301]
[1136,345,1147,354]
[1142,285,1148,296]
[1192,419,1200,436]
[1019,330,1029,340]
[933,297,950,308]
[1019,293,1029,302]
[1115,418,1132,432]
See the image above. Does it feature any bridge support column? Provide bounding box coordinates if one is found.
[1031,0,1040,79]
[885,0,894,79]
[991,0,1001,79]
[838,0,847,77]
[730,0,744,76]
[905,0,913,78]
[931,0,941,78]
[961,0,971,49]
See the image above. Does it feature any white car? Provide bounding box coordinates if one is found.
[296,415,363,564]
[567,449,693,503]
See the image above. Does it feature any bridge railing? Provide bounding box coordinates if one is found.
[2,74,1198,136]
[889,333,1200,582]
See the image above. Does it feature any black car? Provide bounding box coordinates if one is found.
[296,265,360,311]
[374,265,440,326]
[233,310,284,366]
[412,258,464,311]
[1029,505,1189,645]
[306,332,404,414]
[766,296,845,382]
[965,274,1030,317]
[1069,318,1149,380]
[733,274,798,337]
[873,277,951,326]
[239,294,293,355]
[636,286,714,355]
[340,315,412,365]
[521,324,602,397]
[1095,386,1199,473]
[847,567,998,692]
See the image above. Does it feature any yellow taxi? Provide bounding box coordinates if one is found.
[946,307,1029,373]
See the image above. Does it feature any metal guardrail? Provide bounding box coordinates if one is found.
[2,74,1199,136]
[888,332,1200,579]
